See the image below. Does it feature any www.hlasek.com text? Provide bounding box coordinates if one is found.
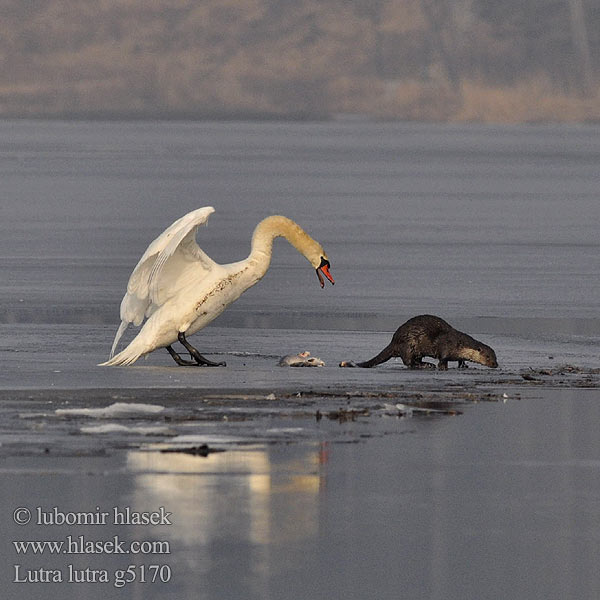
[13,535,170,555]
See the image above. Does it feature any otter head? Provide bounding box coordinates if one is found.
[473,343,498,368]
[457,341,498,368]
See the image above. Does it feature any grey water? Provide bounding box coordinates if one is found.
[1,119,600,599]
[1,119,599,328]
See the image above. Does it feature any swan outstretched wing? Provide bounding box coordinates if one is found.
[110,206,217,357]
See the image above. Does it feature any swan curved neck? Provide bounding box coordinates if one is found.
[248,215,323,275]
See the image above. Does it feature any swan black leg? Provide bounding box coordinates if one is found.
[177,332,226,367]
[166,345,197,366]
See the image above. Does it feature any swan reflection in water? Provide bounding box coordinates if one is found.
[125,443,328,553]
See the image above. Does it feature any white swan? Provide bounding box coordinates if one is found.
[100,207,334,366]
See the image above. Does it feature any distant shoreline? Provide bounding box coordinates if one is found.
[2,111,600,126]
[2,106,600,125]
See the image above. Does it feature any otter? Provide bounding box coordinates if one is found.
[340,315,498,370]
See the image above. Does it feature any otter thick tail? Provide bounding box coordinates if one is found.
[346,344,395,368]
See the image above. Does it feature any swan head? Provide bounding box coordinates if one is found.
[315,255,334,288]
[296,232,333,288]
[251,215,335,287]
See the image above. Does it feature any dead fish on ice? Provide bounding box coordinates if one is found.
[278,351,325,367]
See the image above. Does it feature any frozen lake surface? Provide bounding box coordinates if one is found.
[1,119,599,599]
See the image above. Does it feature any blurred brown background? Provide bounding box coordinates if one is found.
[1,0,599,122]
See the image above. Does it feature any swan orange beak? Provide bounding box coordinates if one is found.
[316,259,334,288]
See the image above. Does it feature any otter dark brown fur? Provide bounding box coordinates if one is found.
[341,315,498,370]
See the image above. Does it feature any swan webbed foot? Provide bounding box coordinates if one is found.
[166,346,198,366]
[176,332,227,367]
[192,353,227,367]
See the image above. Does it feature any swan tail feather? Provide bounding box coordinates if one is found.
[109,320,129,359]
[99,338,146,367]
